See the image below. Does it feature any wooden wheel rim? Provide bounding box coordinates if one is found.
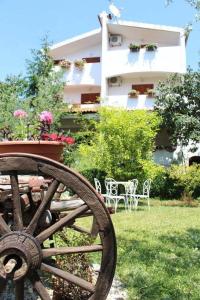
[0,153,117,300]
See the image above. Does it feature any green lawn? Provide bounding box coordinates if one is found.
[111,206,200,300]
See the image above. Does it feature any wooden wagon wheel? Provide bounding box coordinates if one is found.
[0,153,116,300]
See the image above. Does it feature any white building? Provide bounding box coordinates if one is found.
[50,12,187,166]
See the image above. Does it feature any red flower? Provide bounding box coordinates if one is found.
[41,133,50,140]
[49,133,59,141]
[41,133,75,144]
[64,136,75,145]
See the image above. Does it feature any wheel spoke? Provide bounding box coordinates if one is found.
[10,172,23,230]
[15,279,24,300]
[29,271,51,300]
[36,204,88,244]
[70,224,91,235]
[41,263,95,293]
[25,179,59,235]
[0,278,7,295]
[42,244,103,258]
[0,215,11,236]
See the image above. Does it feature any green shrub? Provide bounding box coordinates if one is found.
[81,168,107,193]
[75,108,161,182]
[53,230,94,300]
[151,167,183,199]
[169,164,200,199]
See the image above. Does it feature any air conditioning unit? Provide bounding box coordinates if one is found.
[109,34,122,47]
[108,76,122,87]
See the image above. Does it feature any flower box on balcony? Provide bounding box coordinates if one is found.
[128,89,140,98]
[145,44,157,51]
[129,44,140,52]
[146,88,155,97]
[59,59,72,70]
[74,59,86,70]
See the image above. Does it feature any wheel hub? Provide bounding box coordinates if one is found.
[0,232,42,280]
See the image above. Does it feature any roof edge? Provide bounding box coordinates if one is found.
[50,28,101,50]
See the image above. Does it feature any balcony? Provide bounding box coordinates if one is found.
[56,62,101,86]
[68,103,100,113]
[105,46,186,77]
[102,94,155,110]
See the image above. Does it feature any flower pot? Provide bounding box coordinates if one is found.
[0,141,65,162]
[130,48,140,53]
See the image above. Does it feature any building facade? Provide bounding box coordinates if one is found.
[50,12,187,166]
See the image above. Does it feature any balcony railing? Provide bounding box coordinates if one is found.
[106,46,185,77]
[102,94,155,110]
[56,62,101,86]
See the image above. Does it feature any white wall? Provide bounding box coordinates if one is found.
[105,45,186,77]
[63,86,100,104]
[104,77,161,110]
[54,44,102,85]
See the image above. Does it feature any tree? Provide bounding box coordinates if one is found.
[154,68,200,151]
[0,37,66,140]
[0,75,27,139]
[75,108,161,181]
[25,37,65,131]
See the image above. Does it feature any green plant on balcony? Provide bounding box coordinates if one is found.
[128,89,140,98]
[129,44,140,52]
[145,44,157,51]
[59,59,72,70]
[146,88,155,97]
[74,59,86,70]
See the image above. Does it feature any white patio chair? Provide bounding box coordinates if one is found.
[94,178,107,201]
[134,179,151,209]
[124,179,138,210]
[105,178,128,213]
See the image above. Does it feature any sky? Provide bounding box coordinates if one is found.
[0,0,199,80]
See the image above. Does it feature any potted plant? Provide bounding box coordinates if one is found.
[59,59,72,70]
[128,89,140,98]
[129,44,140,52]
[146,88,155,97]
[74,59,86,71]
[0,110,75,161]
[145,44,157,51]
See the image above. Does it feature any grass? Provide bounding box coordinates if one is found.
[111,206,200,300]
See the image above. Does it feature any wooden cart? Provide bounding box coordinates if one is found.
[0,153,116,300]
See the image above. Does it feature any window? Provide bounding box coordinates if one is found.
[132,84,154,94]
[82,57,101,63]
[81,93,100,104]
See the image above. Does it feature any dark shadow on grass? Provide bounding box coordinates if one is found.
[117,228,200,299]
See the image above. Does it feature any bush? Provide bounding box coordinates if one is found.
[169,164,200,199]
[75,108,161,182]
[151,167,183,199]
[53,230,94,300]
[81,168,107,193]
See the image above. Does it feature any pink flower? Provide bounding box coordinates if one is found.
[64,136,75,145]
[39,111,53,124]
[13,110,28,118]
[49,133,58,141]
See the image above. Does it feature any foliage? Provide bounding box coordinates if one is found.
[0,38,66,141]
[129,44,140,51]
[53,230,94,300]
[169,163,200,199]
[155,69,200,150]
[108,207,200,299]
[81,168,107,192]
[151,167,184,199]
[145,44,157,51]
[25,37,66,131]
[74,108,161,182]
[0,75,27,139]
